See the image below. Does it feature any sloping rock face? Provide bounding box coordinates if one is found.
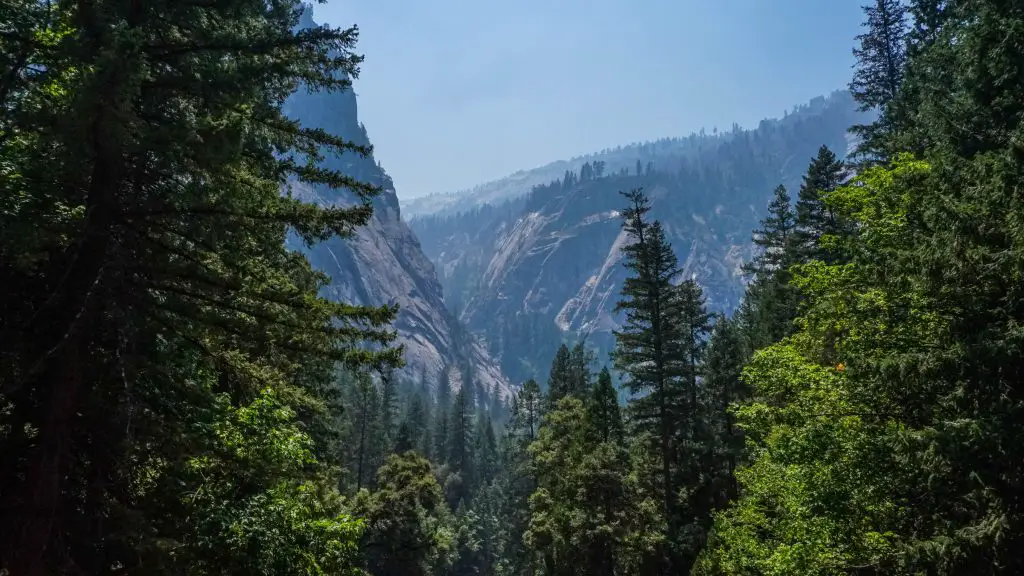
[285,10,510,397]
[411,92,864,384]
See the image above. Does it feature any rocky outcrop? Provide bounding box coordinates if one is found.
[411,92,865,383]
[285,10,510,398]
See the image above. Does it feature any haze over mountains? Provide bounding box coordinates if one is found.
[407,90,865,383]
[277,11,868,392]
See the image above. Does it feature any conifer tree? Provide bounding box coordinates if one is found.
[743,184,797,278]
[405,392,430,457]
[435,371,453,463]
[474,415,499,488]
[379,369,398,452]
[794,145,847,263]
[394,421,414,454]
[701,315,746,506]
[351,372,383,491]
[568,342,595,398]
[546,343,573,405]
[850,0,908,161]
[0,1,401,571]
[448,386,475,504]
[588,367,624,444]
[675,278,714,570]
[907,0,948,53]
[612,188,692,573]
[740,184,801,350]
[492,379,543,574]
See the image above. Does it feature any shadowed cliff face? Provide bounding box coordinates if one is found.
[411,92,865,383]
[284,9,511,397]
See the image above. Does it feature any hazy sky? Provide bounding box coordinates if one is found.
[313,0,865,199]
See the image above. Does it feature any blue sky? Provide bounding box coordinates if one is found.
[313,0,865,199]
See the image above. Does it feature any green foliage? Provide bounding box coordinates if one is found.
[794,145,849,263]
[0,1,398,572]
[525,396,633,576]
[850,0,909,161]
[353,451,456,575]
[177,389,366,575]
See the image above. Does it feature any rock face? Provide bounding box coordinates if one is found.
[410,92,865,384]
[284,10,510,397]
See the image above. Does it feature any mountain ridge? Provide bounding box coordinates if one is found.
[402,92,857,220]
[411,90,865,383]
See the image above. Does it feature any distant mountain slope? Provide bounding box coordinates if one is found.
[411,91,864,383]
[403,92,856,220]
[283,9,510,400]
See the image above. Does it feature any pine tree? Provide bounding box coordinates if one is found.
[907,0,948,53]
[354,452,453,576]
[743,184,796,278]
[448,386,475,505]
[405,391,430,457]
[850,0,908,161]
[675,278,714,569]
[546,343,573,405]
[490,379,543,575]
[394,421,414,454]
[794,145,847,263]
[568,342,594,398]
[379,369,398,453]
[588,367,624,444]
[612,188,692,573]
[474,415,499,487]
[740,184,801,351]
[701,315,746,507]
[351,372,383,491]
[0,2,402,571]
[435,371,453,463]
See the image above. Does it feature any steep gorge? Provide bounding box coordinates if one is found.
[410,91,865,384]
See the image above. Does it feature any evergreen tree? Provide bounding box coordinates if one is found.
[740,184,801,352]
[675,278,714,569]
[850,0,908,161]
[701,315,746,507]
[612,188,692,573]
[379,368,398,453]
[350,372,383,491]
[794,145,847,263]
[435,372,453,464]
[394,421,415,454]
[0,1,400,572]
[907,0,948,53]
[353,452,455,576]
[568,341,595,397]
[405,390,432,458]
[447,387,475,505]
[546,343,573,405]
[743,184,796,278]
[588,367,625,444]
[491,379,543,574]
[474,415,499,488]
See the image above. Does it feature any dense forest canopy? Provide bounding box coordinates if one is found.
[4,0,1024,575]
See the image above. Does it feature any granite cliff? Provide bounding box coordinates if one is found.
[410,91,865,383]
[285,9,510,397]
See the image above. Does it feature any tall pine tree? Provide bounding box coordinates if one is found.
[612,188,692,573]
[850,0,909,161]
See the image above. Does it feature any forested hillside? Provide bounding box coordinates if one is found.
[403,95,860,220]
[411,92,862,384]
[5,0,1024,575]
